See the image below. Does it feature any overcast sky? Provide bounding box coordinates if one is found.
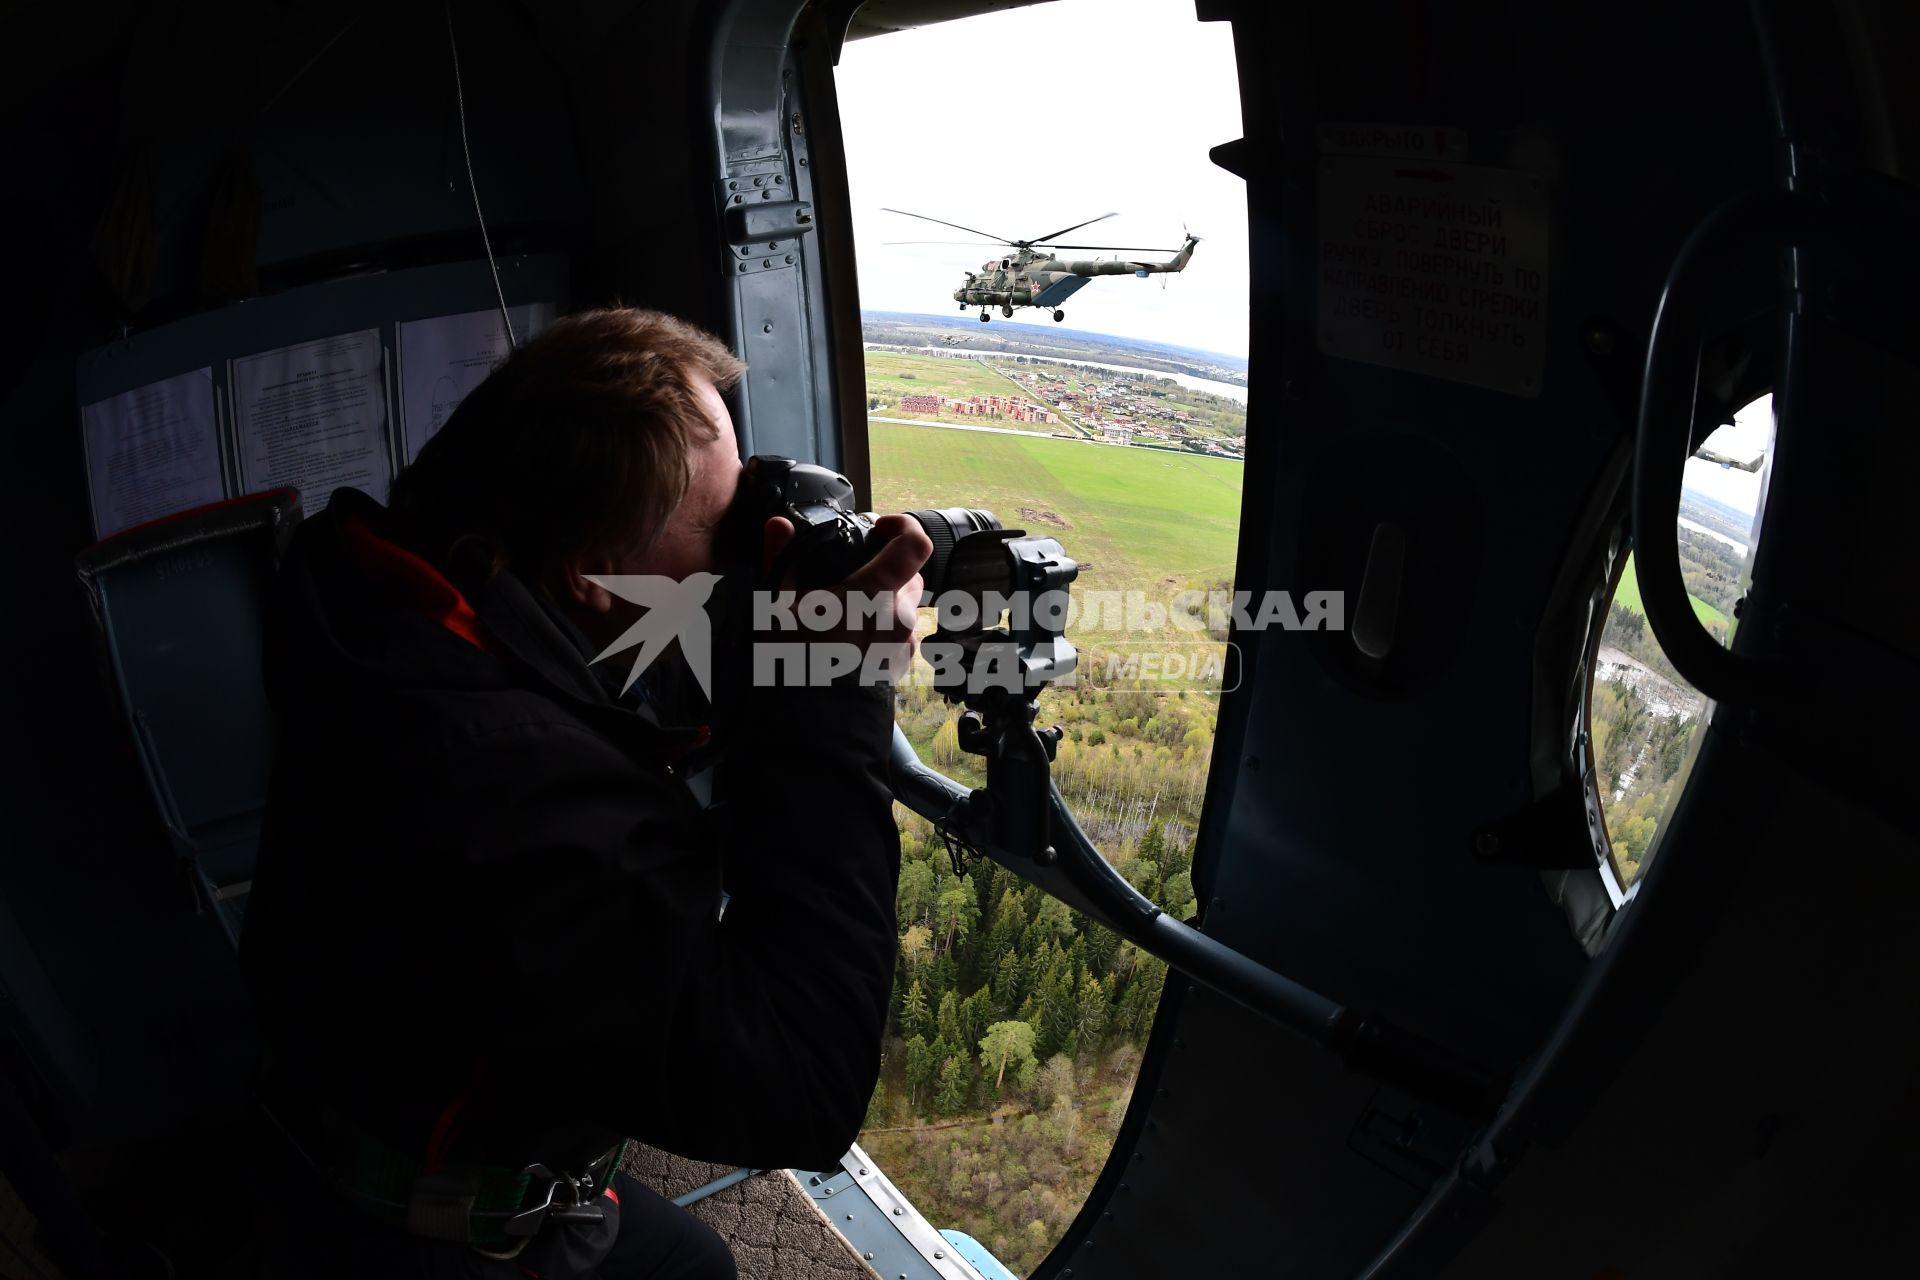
[835,0,1248,359]
[837,7,1767,518]
[1682,394,1771,517]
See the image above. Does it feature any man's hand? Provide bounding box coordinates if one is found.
[761,514,932,684]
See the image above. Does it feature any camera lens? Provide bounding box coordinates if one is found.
[905,508,999,597]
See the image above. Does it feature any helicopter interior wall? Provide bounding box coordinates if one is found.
[1021,0,1912,1276]
[1427,735,1920,1276]
[1045,2,1920,1278]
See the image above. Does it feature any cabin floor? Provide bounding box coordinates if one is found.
[0,1142,876,1280]
[621,1143,877,1279]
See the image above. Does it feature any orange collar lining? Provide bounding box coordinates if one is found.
[338,510,493,653]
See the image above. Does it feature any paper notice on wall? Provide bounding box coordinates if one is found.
[232,330,390,513]
[81,368,226,538]
[398,304,556,462]
[1316,157,1549,396]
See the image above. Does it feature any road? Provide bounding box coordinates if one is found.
[867,416,1065,438]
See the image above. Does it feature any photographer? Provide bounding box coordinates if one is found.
[240,307,930,1278]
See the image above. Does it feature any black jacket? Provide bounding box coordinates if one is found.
[240,487,901,1174]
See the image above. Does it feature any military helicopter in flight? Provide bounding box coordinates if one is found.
[884,208,1199,322]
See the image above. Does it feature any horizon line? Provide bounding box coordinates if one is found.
[860,309,1249,367]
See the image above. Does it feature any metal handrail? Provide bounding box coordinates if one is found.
[888,726,1500,1114]
[1632,188,1817,704]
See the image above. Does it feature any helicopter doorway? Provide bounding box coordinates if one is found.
[834,1,1248,1272]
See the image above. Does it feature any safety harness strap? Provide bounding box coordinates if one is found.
[321,1114,627,1248]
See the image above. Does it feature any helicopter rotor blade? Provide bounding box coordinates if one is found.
[880,207,1014,244]
[1038,243,1182,253]
[882,240,1006,246]
[1026,212,1119,244]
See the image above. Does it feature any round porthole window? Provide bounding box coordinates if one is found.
[1589,394,1771,892]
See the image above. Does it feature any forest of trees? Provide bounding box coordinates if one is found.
[867,665,1215,1273]
[1587,655,1697,885]
[1677,527,1744,620]
[1588,536,1731,885]
[864,531,1736,1264]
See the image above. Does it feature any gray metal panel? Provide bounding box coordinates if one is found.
[705,2,843,471]
[733,257,818,461]
[794,1143,988,1280]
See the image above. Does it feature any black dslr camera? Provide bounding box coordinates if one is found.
[731,455,1079,696]
[733,454,1079,864]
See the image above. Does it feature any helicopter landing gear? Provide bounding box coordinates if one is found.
[979,310,991,322]
[1053,309,1066,323]
[1001,305,1014,319]
[960,303,968,311]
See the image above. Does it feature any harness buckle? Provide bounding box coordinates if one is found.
[502,1159,608,1237]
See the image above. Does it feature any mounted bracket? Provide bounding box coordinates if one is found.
[1348,1084,1480,1190]
[721,175,813,275]
[1470,780,1598,871]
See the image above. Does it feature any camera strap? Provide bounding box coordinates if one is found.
[933,791,981,878]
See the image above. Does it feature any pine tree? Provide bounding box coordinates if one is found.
[1084,923,1121,978]
[937,878,980,956]
[980,889,1026,974]
[936,990,962,1048]
[978,1020,1038,1093]
[1161,871,1196,920]
[904,1034,936,1112]
[1018,916,1051,961]
[992,950,1025,1016]
[901,979,931,1039]
[1164,831,1194,878]
[1046,893,1077,934]
[896,860,936,929]
[927,953,957,1005]
[1034,956,1075,1060]
[934,1053,972,1114]
[1139,818,1166,869]
[1074,973,1108,1056]
[960,987,993,1051]
[1118,960,1167,1041]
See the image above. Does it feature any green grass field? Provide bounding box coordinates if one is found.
[868,420,1243,603]
[872,420,1750,652]
[1613,554,1729,629]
